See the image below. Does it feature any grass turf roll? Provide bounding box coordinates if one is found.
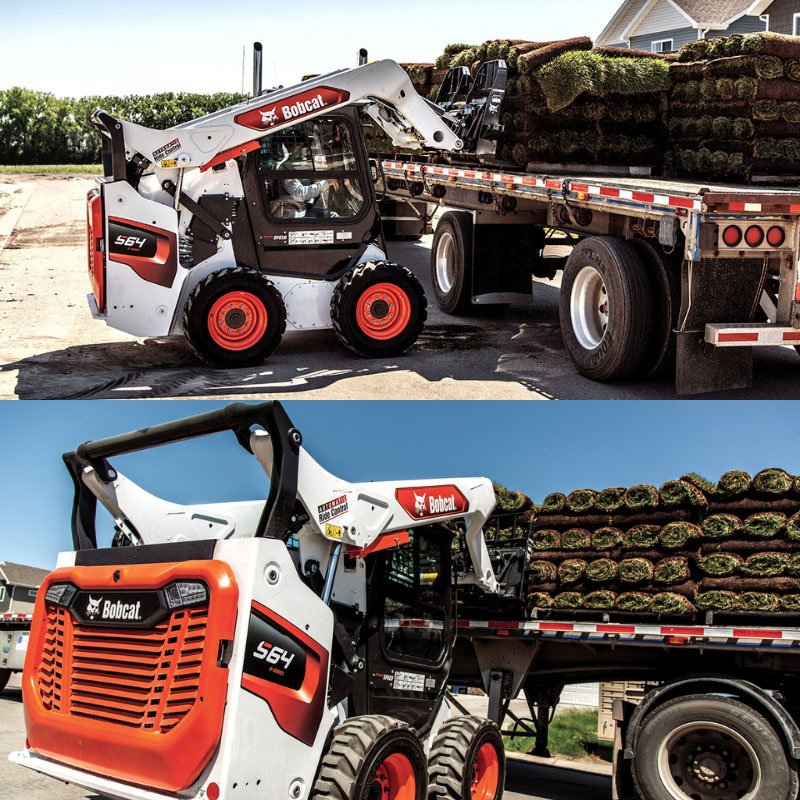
[681,473,719,494]
[527,592,554,610]
[659,480,708,508]
[698,552,743,576]
[554,591,583,609]
[695,590,738,611]
[744,511,787,538]
[623,525,661,549]
[718,470,752,495]
[654,557,691,585]
[701,513,742,540]
[586,558,619,583]
[493,482,534,511]
[528,560,558,584]
[595,487,626,512]
[651,592,695,614]
[562,528,592,550]
[781,594,800,611]
[615,592,653,612]
[788,553,800,576]
[753,468,793,495]
[583,590,616,610]
[624,485,660,511]
[592,527,623,550]
[558,559,588,584]
[739,552,789,577]
[532,529,561,550]
[737,592,779,612]
[541,492,566,512]
[619,557,655,583]
[660,521,702,550]
[566,489,596,513]
[787,512,800,541]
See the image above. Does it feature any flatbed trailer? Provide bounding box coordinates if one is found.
[0,613,33,691]
[377,157,800,395]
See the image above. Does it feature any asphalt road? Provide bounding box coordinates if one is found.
[1,173,797,400]
[0,674,612,800]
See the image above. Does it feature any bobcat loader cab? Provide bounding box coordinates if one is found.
[85,59,470,367]
[10,402,506,800]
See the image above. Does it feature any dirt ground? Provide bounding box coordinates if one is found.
[1,173,798,400]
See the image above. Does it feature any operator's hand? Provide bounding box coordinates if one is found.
[328,179,340,191]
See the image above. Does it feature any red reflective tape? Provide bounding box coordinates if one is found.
[597,625,636,633]
[633,191,654,202]
[732,629,782,639]
[600,187,620,197]
[719,332,760,342]
[434,167,445,175]
[670,197,694,209]
[522,177,537,186]
[660,627,704,636]
[501,174,515,183]
[449,169,458,176]
[783,331,800,342]
[545,179,561,189]
[538,622,575,631]
[484,173,495,181]
[571,183,589,192]
[457,620,470,627]
[464,171,476,178]
[488,621,519,629]
[791,205,800,214]
[729,202,746,211]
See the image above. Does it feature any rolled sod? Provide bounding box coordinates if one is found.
[718,470,752,495]
[527,592,554,610]
[702,514,742,540]
[681,473,719,495]
[562,528,592,550]
[583,590,616,610]
[789,553,800,576]
[696,590,738,611]
[554,591,583,609]
[566,489,596,513]
[659,480,708,508]
[586,558,619,583]
[781,595,800,611]
[739,552,789,577]
[624,485,660,510]
[558,559,588,584]
[753,468,793,495]
[789,61,800,82]
[518,36,594,75]
[741,31,800,60]
[654,557,691,585]
[623,525,661,549]
[528,560,558,584]
[787,512,800,541]
[532,530,561,550]
[619,558,655,583]
[651,592,695,614]
[744,511,786,538]
[738,592,779,612]
[493,483,534,512]
[615,592,652,612]
[594,487,626,513]
[697,552,743,576]
[660,521,702,550]
[592,527,623,551]
[541,493,566,513]
[702,576,800,593]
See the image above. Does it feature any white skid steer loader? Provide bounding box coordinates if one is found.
[10,402,506,800]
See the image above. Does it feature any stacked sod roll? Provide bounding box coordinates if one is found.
[666,32,800,180]
[522,468,800,617]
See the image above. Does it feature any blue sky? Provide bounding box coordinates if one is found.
[1,400,799,570]
[0,0,622,96]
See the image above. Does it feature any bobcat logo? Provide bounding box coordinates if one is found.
[85,595,102,619]
[414,492,427,516]
[259,107,279,126]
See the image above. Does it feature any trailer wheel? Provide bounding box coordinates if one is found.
[311,715,427,800]
[632,694,795,800]
[0,669,10,693]
[183,267,286,367]
[428,716,505,800]
[559,236,654,380]
[431,212,473,314]
[331,261,426,357]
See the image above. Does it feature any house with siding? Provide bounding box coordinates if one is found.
[0,561,49,615]
[747,0,800,35]
[596,0,769,52]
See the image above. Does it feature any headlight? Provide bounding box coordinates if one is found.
[44,583,77,607]
[164,581,208,609]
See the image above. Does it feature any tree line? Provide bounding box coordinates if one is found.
[0,88,248,164]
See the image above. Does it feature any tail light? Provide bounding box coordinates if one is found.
[745,226,764,247]
[722,226,742,247]
[767,226,785,247]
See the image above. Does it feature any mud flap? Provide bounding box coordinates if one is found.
[676,333,753,395]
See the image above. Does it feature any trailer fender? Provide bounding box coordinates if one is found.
[623,674,800,760]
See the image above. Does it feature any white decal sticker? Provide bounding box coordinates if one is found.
[318,495,348,524]
[336,231,353,240]
[288,230,334,246]
[16,633,28,652]
[393,671,425,692]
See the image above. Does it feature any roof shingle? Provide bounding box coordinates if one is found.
[0,561,50,588]
[669,0,753,25]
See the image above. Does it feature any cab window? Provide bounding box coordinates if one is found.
[255,117,365,222]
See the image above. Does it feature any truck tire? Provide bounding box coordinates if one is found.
[331,261,426,357]
[559,236,654,380]
[632,694,796,800]
[0,669,10,693]
[310,715,427,800]
[630,238,679,379]
[183,267,286,368]
[428,716,505,800]
[431,212,474,314]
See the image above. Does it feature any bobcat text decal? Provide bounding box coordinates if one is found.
[234,87,351,131]
[395,485,469,520]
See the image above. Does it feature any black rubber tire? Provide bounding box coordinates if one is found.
[331,261,427,357]
[0,669,10,693]
[311,715,427,800]
[428,716,505,800]
[632,694,796,800]
[630,238,679,379]
[558,235,654,381]
[183,267,286,368]
[431,212,474,314]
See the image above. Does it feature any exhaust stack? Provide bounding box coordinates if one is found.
[358,48,368,66]
[253,41,263,96]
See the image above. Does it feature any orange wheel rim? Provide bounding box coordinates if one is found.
[207,291,268,351]
[471,742,499,800]
[371,752,416,800]
[355,282,412,340]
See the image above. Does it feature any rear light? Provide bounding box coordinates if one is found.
[745,226,764,247]
[722,225,742,247]
[767,226,785,247]
[207,784,220,800]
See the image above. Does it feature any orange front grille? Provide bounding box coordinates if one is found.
[37,603,208,732]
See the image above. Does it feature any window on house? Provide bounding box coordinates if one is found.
[651,39,674,53]
[0,587,5,602]
[28,589,38,598]
[794,13,800,36]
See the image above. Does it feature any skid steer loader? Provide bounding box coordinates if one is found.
[10,402,506,800]
[85,54,507,367]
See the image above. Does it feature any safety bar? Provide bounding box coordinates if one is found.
[88,109,128,182]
